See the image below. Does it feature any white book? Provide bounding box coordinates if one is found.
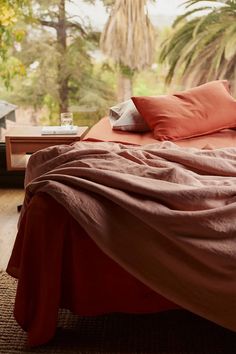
[41,125,78,135]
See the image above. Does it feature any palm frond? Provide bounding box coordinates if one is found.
[183,0,225,8]
[159,0,236,94]
[173,6,212,27]
[100,0,156,71]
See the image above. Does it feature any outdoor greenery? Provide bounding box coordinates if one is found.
[0,0,166,127]
[0,0,115,126]
[1,0,234,128]
[160,0,236,94]
[2,0,117,125]
[0,0,29,86]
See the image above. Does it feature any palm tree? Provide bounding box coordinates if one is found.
[159,0,236,94]
[100,0,156,101]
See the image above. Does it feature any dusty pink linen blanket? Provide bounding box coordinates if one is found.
[22,141,236,332]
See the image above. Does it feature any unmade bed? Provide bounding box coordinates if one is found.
[7,117,236,346]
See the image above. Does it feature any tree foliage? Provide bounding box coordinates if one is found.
[0,0,28,86]
[7,0,115,122]
[1,0,161,123]
[159,0,236,94]
[0,0,27,56]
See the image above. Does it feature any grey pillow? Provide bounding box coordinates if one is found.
[109,99,150,132]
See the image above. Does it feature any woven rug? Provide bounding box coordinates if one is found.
[1,272,236,354]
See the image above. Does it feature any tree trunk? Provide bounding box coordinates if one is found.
[57,0,69,113]
[117,71,133,102]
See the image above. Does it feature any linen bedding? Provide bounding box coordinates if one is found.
[7,117,236,346]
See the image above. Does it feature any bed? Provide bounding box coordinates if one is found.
[7,117,180,346]
[7,115,236,346]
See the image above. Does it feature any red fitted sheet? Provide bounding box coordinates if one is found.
[85,117,236,149]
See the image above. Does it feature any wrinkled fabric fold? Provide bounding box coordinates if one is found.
[20,141,236,333]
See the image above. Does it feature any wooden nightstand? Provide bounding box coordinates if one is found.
[5,125,89,171]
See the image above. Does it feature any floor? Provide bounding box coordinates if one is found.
[0,189,24,271]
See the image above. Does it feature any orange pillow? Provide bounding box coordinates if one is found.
[132,80,236,141]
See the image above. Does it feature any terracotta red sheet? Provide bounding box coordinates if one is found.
[7,117,236,346]
[7,193,177,346]
[85,117,236,149]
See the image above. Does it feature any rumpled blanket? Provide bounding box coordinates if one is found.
[22,140,236,332]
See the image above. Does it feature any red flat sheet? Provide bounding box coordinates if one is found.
[8,117,236,346]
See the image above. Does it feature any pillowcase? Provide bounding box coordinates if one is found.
[131,80,236,141]
[109,99,150,132]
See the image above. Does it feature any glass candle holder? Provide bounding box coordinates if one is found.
[60,112,73,127]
